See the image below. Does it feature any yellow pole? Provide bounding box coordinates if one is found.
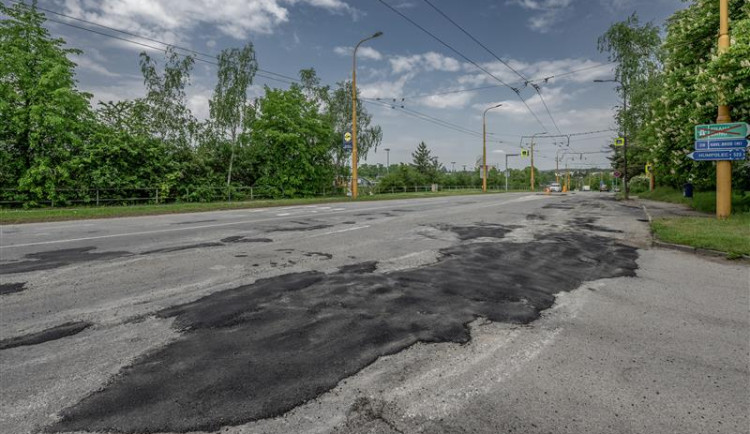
[351,32,383,200]
[483,114,487,193]
[482,104,502,193]
[351,52,358,199]
[716,0,731,219]
[530,139,535,191]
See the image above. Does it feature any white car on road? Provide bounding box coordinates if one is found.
[549,182,562,192]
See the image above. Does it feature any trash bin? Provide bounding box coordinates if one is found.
[683,183,693,198]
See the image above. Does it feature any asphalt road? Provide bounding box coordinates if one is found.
[0,193,747,434]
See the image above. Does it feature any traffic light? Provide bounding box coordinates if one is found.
[521,149,529,157]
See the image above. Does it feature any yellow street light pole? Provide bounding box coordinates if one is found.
[351,31,383,200]
[716,0,731,218]
[529,132,546,191]
[482,103,503,192]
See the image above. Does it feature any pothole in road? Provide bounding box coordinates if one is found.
[0,282,26,295]
[0,321,92,350]
[0,247,132,275]
[50,225,638,434]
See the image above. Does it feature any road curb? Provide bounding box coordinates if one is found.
[639,201,750,263]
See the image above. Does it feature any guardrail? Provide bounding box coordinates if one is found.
[0,184,532,208]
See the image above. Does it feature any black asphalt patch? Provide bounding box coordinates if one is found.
[342,221,357,225]
[0,282,26,295]
[0,321,92,350]
[437,223,518,240]
[570,217,623,233]
[221,236,273,243]
[51,226,637,434]
[141,242,223,255]
[270,224,333,232]
[526,214,546,221]
[0,247,132,275]
[338,261,378,274]
[171,219,217,225]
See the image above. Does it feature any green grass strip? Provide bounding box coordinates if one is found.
[651,213,750,257]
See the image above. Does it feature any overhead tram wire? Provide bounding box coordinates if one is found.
[364,99,484,139]
[421,0,562,135]
[364,99,504,143]
[10,0,300,84]
[376,0,549,133]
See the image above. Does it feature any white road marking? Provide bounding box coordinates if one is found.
[1,194,527,249]
[314,225,370,236]
[276,213,291,216]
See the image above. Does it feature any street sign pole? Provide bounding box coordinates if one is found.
[716,0,732,219]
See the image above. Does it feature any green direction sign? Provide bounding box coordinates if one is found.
[694,123,749,141]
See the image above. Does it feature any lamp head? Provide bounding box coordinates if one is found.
[372,31,384,38]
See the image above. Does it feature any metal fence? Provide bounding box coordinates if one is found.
[0,184,531,208]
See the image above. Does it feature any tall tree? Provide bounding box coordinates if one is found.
[209,43,258,187]
[0,0,93,203]
[250,86,335,197]
[139,47,196,150]
[411,141,441,183]
[639,0,748,190]
[598,13,661,194]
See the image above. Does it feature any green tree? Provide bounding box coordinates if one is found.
[250,86,335,197]
[209,43,258,187]
[139,47,196,150]
[640,0,748,191]
[598,12,662,195]
[0,0,93,204]
[411,141,441,183]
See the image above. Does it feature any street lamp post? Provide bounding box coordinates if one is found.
[451,161,456,172]
[384,147,390,173]
[482,103,503,192]
[519,132,547,191]
[594,78,629,199]
[352,31,383,199]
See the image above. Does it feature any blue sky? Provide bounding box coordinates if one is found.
[23,0,686,171]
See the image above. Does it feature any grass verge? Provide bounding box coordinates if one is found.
[635,187,750,213]
[0,189,522,224]
[651,213,750,257]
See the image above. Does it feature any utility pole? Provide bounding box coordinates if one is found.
[482,103,503,192]
[505,153,520,191]
[519,132,546,191]
[384,148,390,173]
[716,0,732,218]
[351,31,383,199]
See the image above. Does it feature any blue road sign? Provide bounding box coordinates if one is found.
[694,139,748,150]
[687,149,746,161]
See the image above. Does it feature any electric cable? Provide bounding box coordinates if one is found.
[422,0,562,134]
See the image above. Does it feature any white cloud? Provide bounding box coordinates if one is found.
[389,52,462,74]
[417,92,475,109]
[73,55,122,78]
[334,45,383,60]
[62,0,357,41]
[359,73,414,99]
[507,0,575,33]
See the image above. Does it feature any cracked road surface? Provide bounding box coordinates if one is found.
[1,193,747,434]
